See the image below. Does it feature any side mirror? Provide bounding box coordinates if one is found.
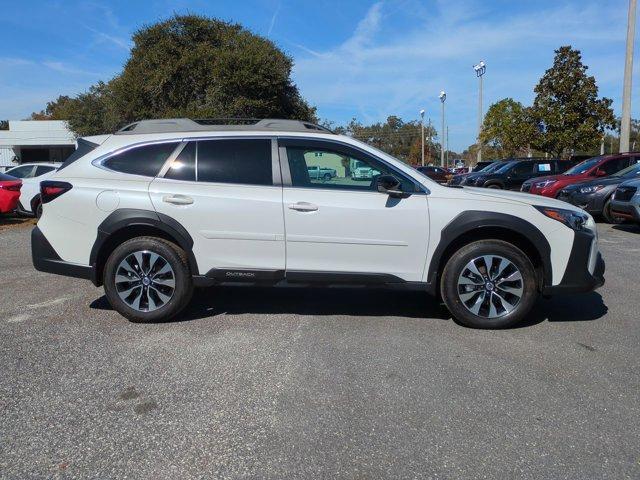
[376,174,409,198]
[595,168,607,177]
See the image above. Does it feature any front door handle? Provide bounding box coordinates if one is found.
[163,194,194,205]
[288,202,318,212]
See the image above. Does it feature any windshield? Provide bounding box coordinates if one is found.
[479,162,503,173]
[494,161,517,174]
[612,162,640,178]
[563,156,603,175]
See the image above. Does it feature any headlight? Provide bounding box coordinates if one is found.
[535,180,557,188]
[534,206,590,231]
[579,185,604,194]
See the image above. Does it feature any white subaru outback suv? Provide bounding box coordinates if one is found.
[32,119,605,328]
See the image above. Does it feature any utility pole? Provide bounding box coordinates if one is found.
[621,0,637,152]
[420,109,425,166]
[446,125,449,167]
[427,118,432,164]
[473,61,486,164]
[600,135,605,155]
[439,90,446,167]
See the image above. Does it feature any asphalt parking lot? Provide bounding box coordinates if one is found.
[1,218,639,479]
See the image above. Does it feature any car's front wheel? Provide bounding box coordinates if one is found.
[440,240,538,329]
[103,237,193,323]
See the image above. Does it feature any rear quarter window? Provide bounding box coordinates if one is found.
[102,142,179,177]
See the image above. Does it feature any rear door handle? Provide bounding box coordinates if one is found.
[288,202,318,212]
[162,194,194,205]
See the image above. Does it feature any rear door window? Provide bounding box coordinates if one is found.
[197,139,272,186]
[103,142,179,177]
[535,162,553,173]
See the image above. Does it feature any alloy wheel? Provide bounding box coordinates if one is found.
[115,250,176,312]
[456,255,524,319]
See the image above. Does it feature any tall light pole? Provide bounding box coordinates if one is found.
[420,109,425,166]
[439,90,446,167]
[620,0,637,153]
[473,60,486,164]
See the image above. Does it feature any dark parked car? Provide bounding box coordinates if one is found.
[416,165,451,183]
[448,161,501,186]
[472,161,495,172]
[556,162,640,223]
[471,159,576,190]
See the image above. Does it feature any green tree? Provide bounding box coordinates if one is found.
[530,46,615,158]
[341,116,439,163]
[32,15,315,136]
[480,98,537,157]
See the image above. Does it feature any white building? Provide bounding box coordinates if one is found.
[0,120,76,171]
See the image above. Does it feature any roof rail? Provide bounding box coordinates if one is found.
[115,118,333,135]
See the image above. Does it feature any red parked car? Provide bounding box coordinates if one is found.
[0,172,22,213]
[521,153,640,198]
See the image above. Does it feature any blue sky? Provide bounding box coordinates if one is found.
[0,0,636,151]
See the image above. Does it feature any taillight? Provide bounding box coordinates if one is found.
[40,181,72,204]
[1,183,21,192]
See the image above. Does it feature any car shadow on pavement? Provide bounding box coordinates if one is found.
[90,286,607,326]
[90,286,451,322]
[518,291,608,328]
[612,223,640,234]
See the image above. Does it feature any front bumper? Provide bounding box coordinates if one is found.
[610,199,640,222]
[32,226,94,281]
[556,190,605,215]
[543,229,605,295]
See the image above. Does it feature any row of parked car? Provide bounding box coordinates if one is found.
[0,163,60,217]
[446,153,640,224]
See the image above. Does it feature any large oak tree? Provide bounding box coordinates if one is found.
[530,46,614,158]
[32,15,316,136]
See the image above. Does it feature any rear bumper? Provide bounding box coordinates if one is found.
[31,226,94,281]
[543,230,605,295]
[0,191,20,213]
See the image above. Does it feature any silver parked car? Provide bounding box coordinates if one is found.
[610,178,640,224]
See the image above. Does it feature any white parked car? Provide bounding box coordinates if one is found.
[5,162,60,217]
[32,119,605,328]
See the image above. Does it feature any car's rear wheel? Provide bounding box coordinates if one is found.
[602,198,624,224]
[486,183,502,189]
[323,173,332,181]
[103,237,193,323]
[440,240,538,329]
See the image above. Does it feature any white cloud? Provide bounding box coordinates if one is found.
[292,0,630,150]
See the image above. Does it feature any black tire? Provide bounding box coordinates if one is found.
[440,240,538,329]
[103,236,193,323]
[323,173,332,181]
[602,198,624,224]
[485,183,502,189]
